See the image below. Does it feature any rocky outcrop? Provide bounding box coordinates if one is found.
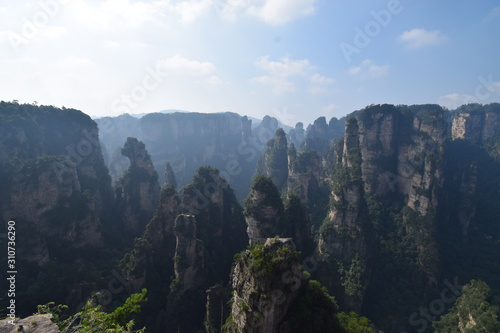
[0,101,114,322]
[245,176,284,245]
[0,315,60,333]
[122,166,248,333]
[301,116,345,154]
[319,117,366,260]
[97,112,270,201]
[0,103,112,264]
[451,103,500,144]
[318,105,449,315]
[287,148,321,205]
[287,122,305,147]
[255,128,288,190]
[117,137,160,237]
[356,105,446,215]
[205,285,229,333]
[226,238,308,333]
[164,162,177,188]
[173,214,207,293]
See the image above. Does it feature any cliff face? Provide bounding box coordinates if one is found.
[122,166,248,333]
[356,105,446,215]
[317,105,449,318]
[255,128,288,190]
[313,104,500,331]
[244,176,284,245]
[226,238,308,333]
[287,148,321,205]
[97,112,281,201]
[0,103,112,261]
[301,116,345,154]
[117,137,160,237]
[451,103,500,144]
[0,102,113,314]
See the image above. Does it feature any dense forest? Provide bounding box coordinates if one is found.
[1,101,500,332]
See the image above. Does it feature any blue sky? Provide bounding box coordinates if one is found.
[1,0,499,125]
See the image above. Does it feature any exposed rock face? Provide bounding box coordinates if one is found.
[283,194,312,254]
[255,128,288,190]
[318,105,449,315]
[0,104,112,264]
[287,149,321,205]
[164,162,177,188]
[301,116,345,154]
[356,105,446,215]
[319,118,365,260]
[227,238,308,333]
[205,285,229,333]
[122,167,248,333]
[97,112,273,201]
[451,103,500,143]
[287,122,305,147]
[0,315,60,333]
[245,176,284,245]
[0,101,114,320]
[173,214,207,293]
[118,137,160,236]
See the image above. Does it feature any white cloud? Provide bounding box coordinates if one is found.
[104,41,121,48]
[157,55,215,76]
[253,56,315,93]
[248,0,317,26]
[67,0,168,30]
[398,28,448,49]
[438,93,475,109]
[349,59,389,78]
[252,76,294,93]
[369,64,390,78]
[205,75,223,85]
[255,56,314,77]
[57,56,94,69]
[308,86,327,94]
[310,73,335,85]
[172,0,212,24]
[215,0,251,21]
[39,26,68,40]
[322,104,337,114]
[1,57,39,65]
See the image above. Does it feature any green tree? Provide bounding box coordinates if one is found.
[433,280,500,333]
[36,289,148,333]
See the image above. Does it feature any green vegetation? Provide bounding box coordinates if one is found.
[338,312,378,333]
[36,289,147,333]
[286,280,341,332]
[244,175,284,216]
[433,280,500,332]
[340,255,368,299]
[287,280,378,333]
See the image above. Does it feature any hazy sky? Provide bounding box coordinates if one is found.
[1,0,499,125]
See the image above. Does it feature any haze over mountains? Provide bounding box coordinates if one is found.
[1,101,500,332]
